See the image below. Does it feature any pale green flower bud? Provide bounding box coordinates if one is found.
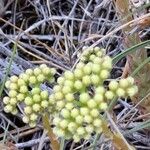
[61,109,70,118]
[74,80,83,90]
[33,94,41,103]
[37,74,45,83]
[80,107,89,116]
[32,104,41,112]
[65,103,74,110]
[33,68,42,76]
[64,71,74,80]
[109,80,118,91]
[30,113,38,121]
[17,93,25,101]
[100,102,108,110]
[119,79,129,88]
[24,106,32,114]
[116,88,125,97]
[41,100,48,108]
[75,115,83,124]
[91,74,100,85]
[19,73,29,82]
[71,108,79,118]
[3,97,10,104]
[84,115,93,123]
[9,98,17,105]
[90,109,99,117]
[26,69,33,75]
[74,69,83,79]
[60,120,68,129]
[22,116,29,123]
[94,94,104,103]
[54,92,64,100]
[9,90,17,98]
[20,85,28,94]
[10,76,18,83]
[25,97,33,105]
[4,105,13,113]
[41,91,49,99]
[79,93,90,104]
[105,91,114,100]
[5,80,11,88]
[31,87,41,95]
[29,76,37,84]
[57,77,65,85]
[77,127,85,135]
[87,99,97,108]
[93,119,102,127]
[85,125,94,133]
[100,70,109,79]
[17,78,26,86]
[82,75,91,86]
[92,64,100,74]
[65,93,74,102]
[9,83,18,90]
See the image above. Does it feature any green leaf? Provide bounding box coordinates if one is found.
[131,57,150,76]
[112,40,150,64]
[125,119,150,135]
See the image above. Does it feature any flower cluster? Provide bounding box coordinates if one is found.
[3,64,56,127]
[50,47,138,142]
[3,46,138,142]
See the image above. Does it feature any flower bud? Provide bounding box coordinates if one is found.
[74,80,83,90]
[25,97,33,105]
[9,90,17,98]
[33,68,42,76]
[41,100,48,108]
[105,91,114,100]
[41,91,49,99]
[29,76,37,84]
[116,88,125,97]
[100,102,107,110]
[79,93,90,104]
[33,104,41,112]
[3,97,10,104]
[26,69,33,75]
[109,80,118,91]
[31,87,41,95]
[87,99,97,108]
[10,76,18,83]
[65,93,74,102]
[23,116,29,123]
[100,70,109,79]
[20,85,28,94]
[61,109,70,118]
[64,71,74,80]
[24,106,32,114]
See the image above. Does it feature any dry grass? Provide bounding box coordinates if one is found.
[0,0,150,149]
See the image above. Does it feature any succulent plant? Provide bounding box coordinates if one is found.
[3,64,56,127]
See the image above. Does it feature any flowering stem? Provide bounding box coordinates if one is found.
[42,113,60,150]
[60,138,65,150]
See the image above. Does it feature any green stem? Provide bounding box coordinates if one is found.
[0,42,17,96]
[60,138,65,150]
[131,57,150,76]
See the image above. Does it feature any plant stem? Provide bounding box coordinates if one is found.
[0,42,17,96]
[60,138,65,150]
[42,113,60,150]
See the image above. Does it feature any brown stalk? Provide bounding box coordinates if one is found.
[114,0,150,113]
